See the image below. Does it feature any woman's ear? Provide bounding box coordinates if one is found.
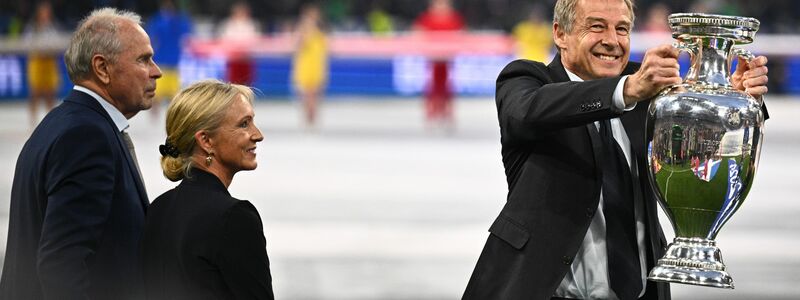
[194,130,214,155]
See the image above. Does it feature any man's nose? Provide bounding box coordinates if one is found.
[600,28,619,45]
[151,61,162,79]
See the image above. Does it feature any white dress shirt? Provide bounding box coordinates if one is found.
[73,85,129,133]
[552,69,648,300]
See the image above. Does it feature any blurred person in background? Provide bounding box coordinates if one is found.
[218,1,259,86]
[641,3,671,33]
[462,0,770,299]
[142,79,272,299]
[367,1,395,36]
[322,0,350,30]
[512,4,553,62]
[0,8,160,299]
[414,0,465,132]
[23,1,62,128]
[146,0,193,119]
[292,2,328,130]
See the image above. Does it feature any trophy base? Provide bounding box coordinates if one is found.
[648,237,734,289]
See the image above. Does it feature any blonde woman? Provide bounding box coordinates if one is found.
[142,80,272,299]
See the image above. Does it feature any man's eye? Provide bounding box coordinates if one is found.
[240,121,249,128]
[617,27,630,35]
[590,24,604,31]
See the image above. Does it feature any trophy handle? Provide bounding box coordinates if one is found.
[673,40,698,57]
[671,40,697,86]
[730,47,763,104]
[732,47,755,62]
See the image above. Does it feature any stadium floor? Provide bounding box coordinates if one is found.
[1,96,798,299]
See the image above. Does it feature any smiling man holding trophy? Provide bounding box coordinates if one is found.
[463,0,770,299]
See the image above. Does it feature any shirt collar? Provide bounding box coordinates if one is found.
[73,85,130,132]
[564,67,584,82]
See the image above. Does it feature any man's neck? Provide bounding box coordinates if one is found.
[563,66,584,82]
[76,80,134,119]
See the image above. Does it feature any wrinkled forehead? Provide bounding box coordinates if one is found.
[576,0,633,24]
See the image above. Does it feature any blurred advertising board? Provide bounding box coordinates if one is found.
[2,32,800,100]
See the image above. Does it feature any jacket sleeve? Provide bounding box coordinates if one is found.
[217,201,274,300]
[38,123,115,300]
[496,59,625,145]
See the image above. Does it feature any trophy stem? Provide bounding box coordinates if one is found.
[685,37,736,88]
[648,237,733,288]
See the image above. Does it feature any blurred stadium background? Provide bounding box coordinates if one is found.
[1,0,799,299]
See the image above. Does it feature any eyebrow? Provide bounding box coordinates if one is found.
[586,16,631,27]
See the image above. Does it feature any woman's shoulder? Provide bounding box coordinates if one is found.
[223,200,261,221]
[149,183,239,218]
[220,200,264,233]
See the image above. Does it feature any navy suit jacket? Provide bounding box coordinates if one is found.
[463,55,670,300]
[1,90,149,300]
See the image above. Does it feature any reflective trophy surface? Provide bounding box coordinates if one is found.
[645,13,765,288]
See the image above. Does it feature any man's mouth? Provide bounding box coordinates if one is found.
[595,54,619,61]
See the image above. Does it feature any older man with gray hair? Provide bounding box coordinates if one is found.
[1,8,161,300]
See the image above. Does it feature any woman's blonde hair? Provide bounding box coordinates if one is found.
[160,79,254,181]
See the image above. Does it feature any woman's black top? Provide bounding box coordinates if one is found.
[142,168,273,299]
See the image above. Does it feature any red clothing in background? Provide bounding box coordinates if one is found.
[414,8,464,127]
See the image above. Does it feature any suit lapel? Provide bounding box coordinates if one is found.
[66,90,149,209]
[547,54,605,180]
[546,53,570,83]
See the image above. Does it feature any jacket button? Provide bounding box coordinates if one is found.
[562,255,573,265]
[586,208,595,218]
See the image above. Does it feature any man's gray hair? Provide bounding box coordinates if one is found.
[553,0,635,33]
[64,8,142,82]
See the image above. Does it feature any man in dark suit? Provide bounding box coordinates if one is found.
[462,0,770,299]
[0,8,161,300]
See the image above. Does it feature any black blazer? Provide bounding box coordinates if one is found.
[142,168,274,300]
[1,90,149,300]
[462,55,670,300]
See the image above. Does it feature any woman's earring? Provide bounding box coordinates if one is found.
[206,155,213,166]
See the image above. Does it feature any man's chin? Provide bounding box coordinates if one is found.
[139,99,154,111]
[592,67,625,79]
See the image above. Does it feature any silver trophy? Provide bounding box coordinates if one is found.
[645,13,765,288]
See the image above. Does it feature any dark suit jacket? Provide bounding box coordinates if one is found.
[1,90,149,300]
[142,168,274,300]
[462,55,670,300]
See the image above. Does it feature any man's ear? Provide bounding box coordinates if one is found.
[92,54,111,84]
[553,22,567,50]
[194,130,214,155]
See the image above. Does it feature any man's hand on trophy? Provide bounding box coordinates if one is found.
[732,55,769,99]
[623,44,682,106]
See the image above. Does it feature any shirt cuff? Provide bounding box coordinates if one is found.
[614,75,636,112]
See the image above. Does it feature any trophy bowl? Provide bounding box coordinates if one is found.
[645,13,765,289]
